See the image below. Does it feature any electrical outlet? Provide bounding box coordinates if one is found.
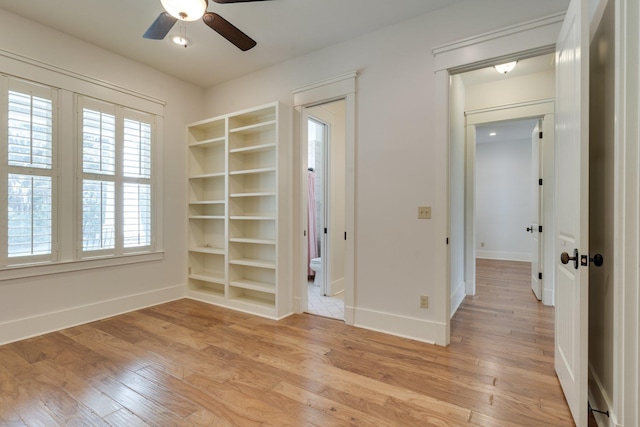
[420,295,429,309]
[418,206,431,219]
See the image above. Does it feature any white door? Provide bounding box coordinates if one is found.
[554,0,589,425]
[530,122,542,300]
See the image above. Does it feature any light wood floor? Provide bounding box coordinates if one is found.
[0,259,576,426]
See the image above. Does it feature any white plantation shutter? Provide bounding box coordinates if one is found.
[4,80,56,263]
[8,91,53,169]
[79,97,154,256]
[123,115,152,249]
[8,174,52,257]
[82,180,115,251]
[123,118,151,178]
[123,183,151,247]
[82,108,116,175]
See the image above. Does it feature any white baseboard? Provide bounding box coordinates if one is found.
[476,250,531,262]
[0,285,184,345]
[451,281,466,317]
[588,363,620,427]
[344,305,355,325]
[329,277,345,295]
[543,288,555,306]
[354,307,447,346]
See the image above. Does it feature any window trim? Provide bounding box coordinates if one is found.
[0,251,164,282]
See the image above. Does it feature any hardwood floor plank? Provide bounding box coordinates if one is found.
[272,381,397,427]
[88,374,185,426]
[102,407,150,426]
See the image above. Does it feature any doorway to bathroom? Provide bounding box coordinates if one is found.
[304,99,346,320]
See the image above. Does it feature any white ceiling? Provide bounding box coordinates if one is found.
[476,119,540,145]
[0,0,464,88]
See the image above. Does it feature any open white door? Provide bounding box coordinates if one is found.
[554,0,589,425]
[530,121,543,300]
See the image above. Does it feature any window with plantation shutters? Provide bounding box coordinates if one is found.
[79,97,154,256]
[3,80,56,264]
[1,70,161,275]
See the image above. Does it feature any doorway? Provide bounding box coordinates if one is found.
[304,100,346,320]
[449,54,557,316]
[474,118,541,297]
[292,71,356,325]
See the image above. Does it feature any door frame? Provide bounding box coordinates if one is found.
[433,12,564,343]
[464,102,555,306]
[612,0,639,424]
[292,72,356,324]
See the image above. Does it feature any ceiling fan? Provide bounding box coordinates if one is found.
[143,0,268,51]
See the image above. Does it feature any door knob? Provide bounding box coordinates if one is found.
[560,249,579,269]
[526,226,533,233]
[581,253,604,267]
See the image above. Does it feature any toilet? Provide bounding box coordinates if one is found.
[309,257,322,286]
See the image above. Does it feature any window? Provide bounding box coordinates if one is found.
[2,79,56,265]
[79,97,154,257]
[0,74,159,272]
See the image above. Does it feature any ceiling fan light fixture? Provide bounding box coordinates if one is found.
[161,0,207,21]
[494,61,518,74]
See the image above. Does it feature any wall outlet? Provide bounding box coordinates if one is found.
[420,295,429,309]
[418,206,432,219]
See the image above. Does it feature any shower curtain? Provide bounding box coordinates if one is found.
[307,170,318,276]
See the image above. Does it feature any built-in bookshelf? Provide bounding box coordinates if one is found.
[186,102,291,318]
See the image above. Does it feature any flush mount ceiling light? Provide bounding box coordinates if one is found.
[161,0,208,21]
[494,61,518,74]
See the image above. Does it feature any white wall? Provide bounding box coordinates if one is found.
[203,0,570,344]
[0,9,204,344]
[475,138,532,261]
[465,70,555,111]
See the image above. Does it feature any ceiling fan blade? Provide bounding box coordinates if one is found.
[212,0,271,3]
[203,12,257,51]
[143,12,178,40]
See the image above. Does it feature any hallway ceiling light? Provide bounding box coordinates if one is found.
[161,0,207,21]
[494,61,518,74]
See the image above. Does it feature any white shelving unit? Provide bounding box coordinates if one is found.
[186,102,292,318]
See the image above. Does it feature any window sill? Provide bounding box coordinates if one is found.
[0,251,165,282]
